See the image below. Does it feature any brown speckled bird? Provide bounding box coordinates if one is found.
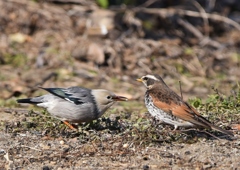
[137,74,233,136]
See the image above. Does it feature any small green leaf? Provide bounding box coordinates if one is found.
[96,0,109,8]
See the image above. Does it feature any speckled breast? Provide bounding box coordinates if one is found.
[144,92,178,123]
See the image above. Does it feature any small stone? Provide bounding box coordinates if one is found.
[82,160,87,164]
[57,168,64,170]
[50,161,56,165]
[143,165,149,170]
[60,140,64,145]
[0,149,5,154]
[203,163,212,169]
[123,143,129,148]
[40,143,50,150]
[63,147,70,153]
[42,166,51,170]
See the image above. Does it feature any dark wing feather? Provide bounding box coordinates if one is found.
[40,87,92,105]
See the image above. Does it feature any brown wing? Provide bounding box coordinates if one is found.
[151,95,211,128]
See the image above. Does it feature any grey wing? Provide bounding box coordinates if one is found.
[41,87,93,105]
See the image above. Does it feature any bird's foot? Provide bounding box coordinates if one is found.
[63,121,78,130]
[173,126,178,131]
[151,117,164,128]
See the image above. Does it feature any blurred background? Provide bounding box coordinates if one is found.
[0,1,240,169]
[0,0,240,105]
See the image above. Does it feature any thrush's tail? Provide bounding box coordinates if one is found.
[195,114,234,136]
[209,123,234,136]
[185,104,234,136]
[196,116,233,136]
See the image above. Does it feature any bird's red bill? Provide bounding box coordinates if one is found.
[112,96,128,101]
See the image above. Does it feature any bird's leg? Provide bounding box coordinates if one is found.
[173,125,178,131]
[151,117,164,129]
[150,117,158,127]
[63,121,77,130]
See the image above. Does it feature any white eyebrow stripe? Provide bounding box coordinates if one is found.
[145,75,159,81]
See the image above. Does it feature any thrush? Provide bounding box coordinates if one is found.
[17,87,128,129]
[137,74,233,136]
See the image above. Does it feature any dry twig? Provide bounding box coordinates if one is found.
[136,8,240,31]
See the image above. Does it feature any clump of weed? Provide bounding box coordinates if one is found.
[3,53,27,67]
[189,85,240,127]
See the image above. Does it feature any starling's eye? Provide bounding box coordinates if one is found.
[143,77,148,81]
[107,96,112,100]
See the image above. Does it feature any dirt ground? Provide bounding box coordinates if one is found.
[0,108,239,170]
[0,0,240,169]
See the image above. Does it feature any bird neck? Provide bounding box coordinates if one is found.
[98,102,115,117]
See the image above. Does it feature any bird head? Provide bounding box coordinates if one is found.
[91,89,128,115]
[137,74,165,89]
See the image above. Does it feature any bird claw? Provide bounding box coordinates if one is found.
[63,121,78,130]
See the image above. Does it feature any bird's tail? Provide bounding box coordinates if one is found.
[188,105,234,137]
[210,123,233,136]
[17,97,43,104]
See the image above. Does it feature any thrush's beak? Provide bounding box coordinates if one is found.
[112,95,128,101]
[136,78,143,82]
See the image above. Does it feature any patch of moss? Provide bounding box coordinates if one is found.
[96,0,109,8]
[142,20,154,30]
[3,53,27,67]
[184,47,194,55]
[110,77,120,84]
[0,98,19,107]
[230,52,240,63]
[56,68,74,81]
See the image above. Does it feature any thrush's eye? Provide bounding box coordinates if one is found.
[143,77,148,81]
[107,96,112,99]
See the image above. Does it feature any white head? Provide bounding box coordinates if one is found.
[91,89,128,116]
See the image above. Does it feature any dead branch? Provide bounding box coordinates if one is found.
[136,8,240,31]
[177,18,203,39]
[192,0,210,37]
[177,18,222,48]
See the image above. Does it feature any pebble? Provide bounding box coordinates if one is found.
[60,140,64,145]
[0,149,6,154]
[42,166,51,170]
[123,143,129,148]
[56,168,62,170]
[143,165,149,170]
[50,161,56,165]
[40,143,50,150]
